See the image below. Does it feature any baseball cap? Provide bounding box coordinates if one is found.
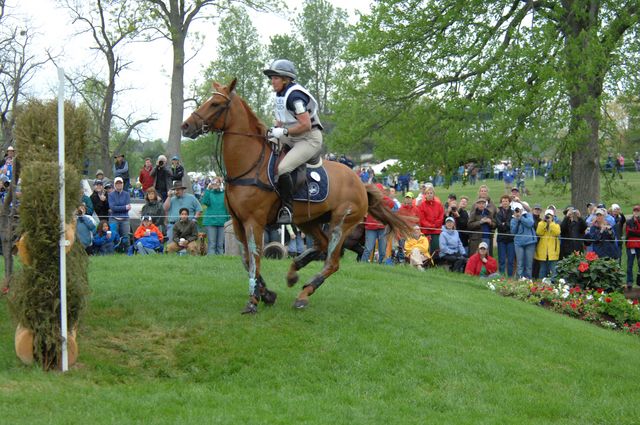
[95,169,104,176]
[479,242,488,249]
[533,204,541,210]
[172,156,180,161]
[94,180,103,186]
[104,182,113,189]
[404,192,414,199]
[611,203,621,211]
[7,146,14,151]
[511,187,519,192]
[114,177,124,184]
[142,215,152,221]
[511,202,523,211]
[544,209,555,216]
[595,208,606,216]
[633,205,640,212]
[445,216,455,223]
[597,203,606,209]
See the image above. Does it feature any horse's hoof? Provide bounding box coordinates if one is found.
[241,302,258,314]
[292,298,308,309]
[287,273,299,288]
[261,289,277,306]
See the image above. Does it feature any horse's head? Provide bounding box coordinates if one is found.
[181,78,237,139]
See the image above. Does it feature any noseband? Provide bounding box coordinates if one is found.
[190,90,232,134]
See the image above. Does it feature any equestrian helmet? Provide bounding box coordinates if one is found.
[263,59,297,80]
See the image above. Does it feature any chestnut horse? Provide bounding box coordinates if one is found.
[181,79,410,313]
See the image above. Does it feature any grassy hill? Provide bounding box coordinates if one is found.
[1,254,640,424]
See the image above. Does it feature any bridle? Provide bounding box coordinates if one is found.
[187,90,273,190]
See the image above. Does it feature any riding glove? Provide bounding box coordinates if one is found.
[269,127,288,139]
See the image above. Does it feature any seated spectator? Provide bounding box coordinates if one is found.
[166,207,199,255]
[133,216,164,255]
[93,220,119,255]
[535,209,561,280]
[588,208,620,259]
[404,225,433,271]
[465,241,499,278]
[75,204,96,255]
[438,217,467,272]
[141,187,166,234]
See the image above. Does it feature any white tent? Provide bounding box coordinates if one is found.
[371,159,399,174]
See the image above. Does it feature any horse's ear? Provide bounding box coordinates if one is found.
[212,81,221,90]
[229,78,237,93]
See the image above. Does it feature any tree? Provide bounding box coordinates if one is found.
[61,0,154,175]
[331,0,640,211]
[141,0,277,158]
[200,6,269,121]
[294,0,350,114]
[267,34,312,86]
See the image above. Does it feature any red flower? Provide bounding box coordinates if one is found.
[596,288,604,294]
[605,297,612,303]
[585,251,599,262]
[570,302,578,309]
[633,299,639,306]
[578,262,590,272]
[634,322,640,328]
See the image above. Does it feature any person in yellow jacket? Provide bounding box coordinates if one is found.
[404,225,433,271]
[535,209,561,279]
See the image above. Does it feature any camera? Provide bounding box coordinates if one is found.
[545,214,552,220]
[450,206,457,212]
[158,161,164,166]
[514,208,521,213]
[3,181,9,188]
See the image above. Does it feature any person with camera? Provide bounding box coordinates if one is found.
[587,208,620,260]
[150,154,172,201]
[559,206,587,259]
[75,204,96,255]
[625,205,640,289]
[510,202,537,278]
[170,156,184,184]
[496,194,516,277]
[534,208,561,280]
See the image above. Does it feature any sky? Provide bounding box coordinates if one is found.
[7,0,372,141]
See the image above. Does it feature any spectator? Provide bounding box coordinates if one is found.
[510,202,537,279]
[164,180,202,242]
[113,153,130,191]
[404,225,432,271]
[138,158,155,194]
[588,208,620,260]
[108,176,131,250]
[75,204,96,255]
[610,203,626,254]
[495,195,515,276]
[170,156,184,184]
[94,169,110,186]
[397,192,420,263]
[361,183,395,263]
[151,155,172,201]
[454,196,470,250]
[438,217,467,272]
[625,205,640,289]
[141,187,165,234]
[465,241,498,277]
[166,208,199,255]
[286,224,305,257]
[503,164,515,193]
[93,220,119,255]
[133,216,163,255]
[0,145,15,168]
[192,179,202,200]
[467,198,496,256]
[417,183,444,254]
[559,206,587,259]
[535,209,561,280]
[530,203,542,278]
[80,187,94,217]
[201,177,229,255]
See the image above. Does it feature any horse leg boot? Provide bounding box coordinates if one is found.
[276,172,294,224]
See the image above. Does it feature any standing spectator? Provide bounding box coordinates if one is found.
[138,158,155,194]
[397,192,420,263]
[170,156,184,184]
[438,217,467,272]
[151,155,172,201]
[141,187,166,234]
[503,164,515,193]
[94,169,110,186]
[454,196,470,251]
[80,187,94,217]
[286,224,305,257]
[404,225,432,271]
[75,204,96,255]
[559,207,587,259]
[610,203,626,255]
[0,145,15,168]
[467,198,496,256]
[166,208,199,255]
[164,180,202,242]
[192,179,202,200]
[361,183,394,263]
[358,167,369,184]
[398,173,410,194]
[510,202,537,279]
[530,203,542,278]
[625,205,640,289]
[588,208,620,260]
[535,209,561,280]
[495,195,515,277]
[465,241,498,277]
[108,177,131,250]
[201,177,229,255]
[616,153,624,175]
[133,216,163,255]
[113,153,130,191]
[417,183,444,254]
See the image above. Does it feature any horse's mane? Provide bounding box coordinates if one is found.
[236,95,268,136]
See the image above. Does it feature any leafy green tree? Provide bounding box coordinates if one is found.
[267,34,311,86]
[331,0,640,211]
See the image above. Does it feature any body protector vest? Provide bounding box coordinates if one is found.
[274,83,323,130]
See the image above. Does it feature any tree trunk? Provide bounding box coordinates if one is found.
[167,33,185,158]
[570,114,600,215]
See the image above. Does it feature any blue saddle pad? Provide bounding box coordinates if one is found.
[268,152,329,202]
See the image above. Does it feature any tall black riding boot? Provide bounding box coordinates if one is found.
[276,172,294,224]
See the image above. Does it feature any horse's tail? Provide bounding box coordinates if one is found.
[365,185,413,239]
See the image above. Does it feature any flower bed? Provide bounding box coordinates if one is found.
[486,277,640,335]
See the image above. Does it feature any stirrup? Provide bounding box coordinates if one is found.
[276,206,293,224]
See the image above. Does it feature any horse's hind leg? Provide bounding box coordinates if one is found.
[293,211,356,309]
[286,223,328,287]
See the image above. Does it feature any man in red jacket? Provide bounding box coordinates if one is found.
[397,192,420,262]
[361,183,395,264]
[138,158,155,195]
[417,183,444,254]
[465,241,499,277]
[625,204,640,289]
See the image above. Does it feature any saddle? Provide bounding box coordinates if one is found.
[268,151,329,203]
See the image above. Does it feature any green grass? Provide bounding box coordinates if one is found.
[1,254,640,424]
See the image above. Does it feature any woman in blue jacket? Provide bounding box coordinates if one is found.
[438,217,467,272]
[510,202,537,278]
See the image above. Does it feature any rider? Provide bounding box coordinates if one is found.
[263,59,324,224]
